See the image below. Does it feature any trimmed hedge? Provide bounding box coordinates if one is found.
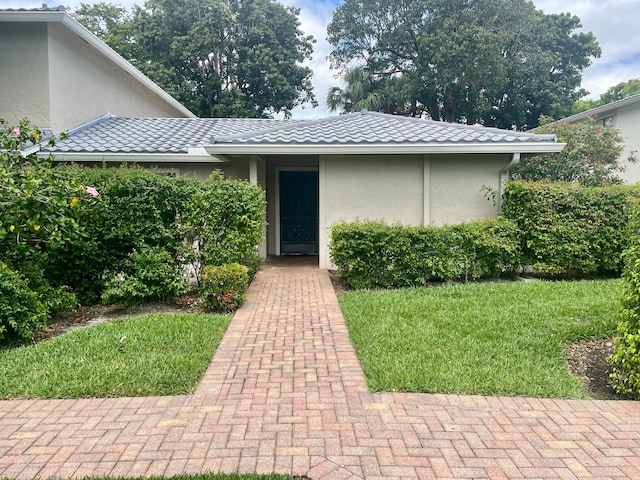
[502,181,640,275]
[330,217,521,289]
[1,163,266,342]
[609,201,640,399]
[49,167,265,302]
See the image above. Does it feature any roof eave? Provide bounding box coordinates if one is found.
[42,152,228,163]
[204,142,566,156]
[556,93,640,124]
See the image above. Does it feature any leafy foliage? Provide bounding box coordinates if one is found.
[72,0,316,118]
[201,263,249,312]
[0,119,90,340]
[574,78,640,114]
[51,167,200,302]
[511,116,636,185]
[327,0,600,129]
[0,261,48,342]
[182,171,266,280]
[329,218,521,289]
[609,201,640,399]
[102,245,189,306]
[502,181,640,275]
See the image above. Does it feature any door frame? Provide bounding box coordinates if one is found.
[275,166,319,256]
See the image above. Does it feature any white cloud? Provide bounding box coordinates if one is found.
[533,0,640,99]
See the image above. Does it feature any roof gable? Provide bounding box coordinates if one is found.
[0,7,194,120]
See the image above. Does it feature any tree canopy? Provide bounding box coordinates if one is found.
[573,78,640,114]
[327,0,600,129]
[73,0,317,118]
[510,116,636,186]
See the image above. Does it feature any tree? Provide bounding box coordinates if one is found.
[510,116,637,186]
[327,0,600,129]
[573,78,640,114]
[72,0,316,118]
[73,2,136,60]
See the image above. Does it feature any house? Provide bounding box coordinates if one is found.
[3,7,565,269]
[39,112,564,269]
[0,5,194,134]
[557,94,640,183]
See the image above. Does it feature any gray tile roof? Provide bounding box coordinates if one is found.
[211,111,557,145]
[42,115,291,154]
[42,111,557,155]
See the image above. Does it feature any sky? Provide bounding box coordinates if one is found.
[3,0,639,119]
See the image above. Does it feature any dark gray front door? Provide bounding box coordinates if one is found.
[280,171,318,254]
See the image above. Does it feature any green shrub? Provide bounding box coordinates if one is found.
[183,172,266,282]
[53,166,200,301]
[502,181,640,275]
[329,218,521,289]
[201,263,249,312]
[102,246,189,306]
[609,200,640,399]
[0,261,47,342]
[20,263,78,316]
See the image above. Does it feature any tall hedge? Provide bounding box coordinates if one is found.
[330,217,521,289]
[502,181,640,275]
[48,167,202,300]
[609,201,640,399]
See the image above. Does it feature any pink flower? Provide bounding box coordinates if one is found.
[12,127,20,137]
[86,186,99,197]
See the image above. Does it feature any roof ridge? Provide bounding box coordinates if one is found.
[364,111,549,137]
[211,117,314,143]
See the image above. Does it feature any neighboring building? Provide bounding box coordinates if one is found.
[39,111,564,268]
[557,94,640,184]
[0,6,194,134]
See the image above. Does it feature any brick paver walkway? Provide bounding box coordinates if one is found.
[1,258,639,479]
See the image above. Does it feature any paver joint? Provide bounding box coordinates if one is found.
[1,257,639,479]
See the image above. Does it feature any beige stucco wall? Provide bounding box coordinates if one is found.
[0,23,51,129]
[0,21,191,134]
[318,153,510,268]
[429,154,509,226]
[47,23,190,133]
[610,104,640,184]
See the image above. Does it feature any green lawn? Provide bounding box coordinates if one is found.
[0,313,230,399]
[339,279,620,398]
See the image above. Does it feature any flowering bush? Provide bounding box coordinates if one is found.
[511,116,636,186]
[200,263,249,312]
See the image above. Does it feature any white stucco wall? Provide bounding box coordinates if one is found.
[611,104,640,184]
[0,23,51,129]
[47,23,190,133]
[318,153,510,269]
[429,154,509,226]
[0,20,191,134]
